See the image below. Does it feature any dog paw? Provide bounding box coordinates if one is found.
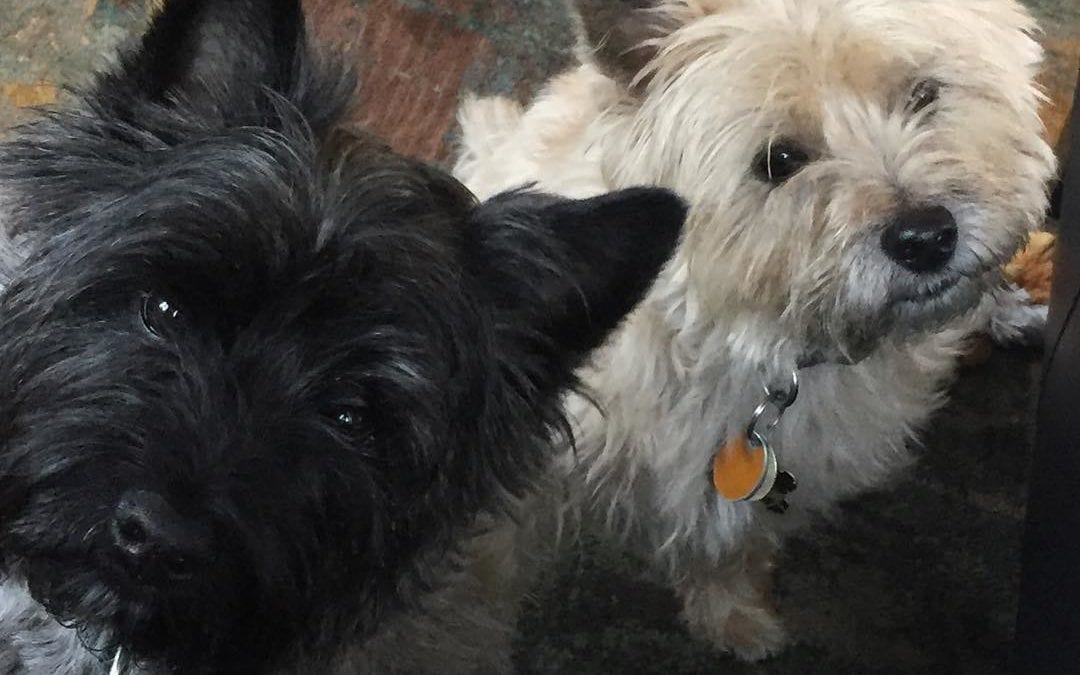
[987,284,1047,348]
[681,593,788,662]
[722,604,789,662]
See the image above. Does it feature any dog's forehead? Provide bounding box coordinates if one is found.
[692,22,908,97]
[669,0,1033,129]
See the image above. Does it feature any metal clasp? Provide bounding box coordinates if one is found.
[747,370,799,447]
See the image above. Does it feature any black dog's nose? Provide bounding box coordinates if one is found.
[881,205,958,273]
[110,490,202,581]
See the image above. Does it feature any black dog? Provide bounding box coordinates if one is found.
[0,0,685,671]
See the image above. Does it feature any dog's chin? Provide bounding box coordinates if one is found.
[21,568,122,655]
[25,550,313,672]
[887,274,983,332]
[23,556,213,668]
[802,275,984,367]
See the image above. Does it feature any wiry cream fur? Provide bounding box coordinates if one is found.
[455,0,1055,661]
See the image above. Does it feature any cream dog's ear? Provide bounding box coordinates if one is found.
[569,0,683,90]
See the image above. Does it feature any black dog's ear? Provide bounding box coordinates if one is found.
[470,187,686,364]
[106,0,305,106]
[570,0,681,90]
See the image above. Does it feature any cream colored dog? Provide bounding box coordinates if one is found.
[455,0,1055,662]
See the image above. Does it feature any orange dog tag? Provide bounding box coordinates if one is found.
[712,434,776,502]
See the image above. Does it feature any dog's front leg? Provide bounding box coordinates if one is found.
[674,530,786,662]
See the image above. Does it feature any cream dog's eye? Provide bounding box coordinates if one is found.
[753,141,810,185]
[909,79,941,114]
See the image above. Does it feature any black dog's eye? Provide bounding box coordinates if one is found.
[908,79,941,115]
[140,293,182,337]
[753,141,810,184]
[326,405,369,435]
[335,409,358,427]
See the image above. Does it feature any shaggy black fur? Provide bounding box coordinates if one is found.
[0,0,685,671]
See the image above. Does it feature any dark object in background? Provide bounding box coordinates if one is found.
[1014,67,1080,674]
[1050,179,1064,220]
[1049,104,1072,220]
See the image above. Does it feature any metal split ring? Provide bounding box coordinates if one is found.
[762,369,799,408]
[746,400,782,441]
[747,370,799,443]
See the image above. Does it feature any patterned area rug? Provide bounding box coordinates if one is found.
[0,1,1077,673]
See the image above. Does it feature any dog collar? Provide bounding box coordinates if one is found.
[711,369,799,514]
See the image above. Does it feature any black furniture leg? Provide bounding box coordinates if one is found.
[1013,69,1080,674]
